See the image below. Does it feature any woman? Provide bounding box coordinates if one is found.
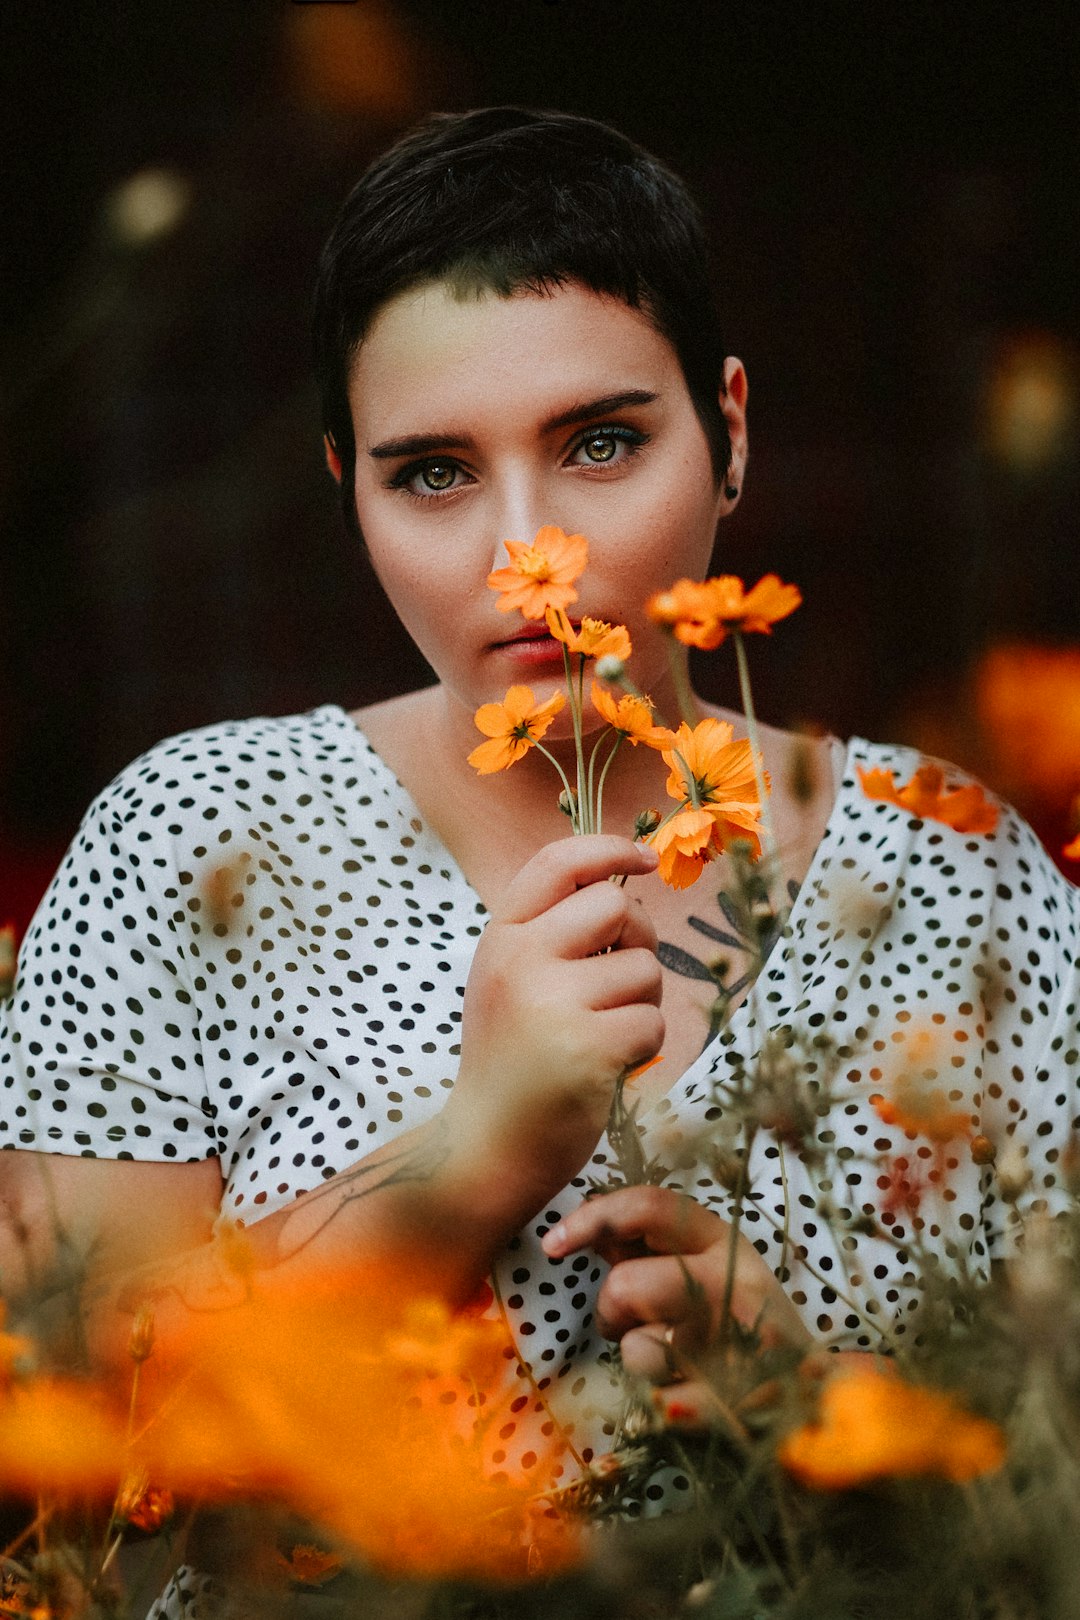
[2,107,1077,1577]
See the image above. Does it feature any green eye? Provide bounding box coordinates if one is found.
[421,462,456,490]
[583,435,617,463]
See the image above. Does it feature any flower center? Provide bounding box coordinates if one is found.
[519,550,553,582]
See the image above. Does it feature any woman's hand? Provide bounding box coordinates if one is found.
[542,1185,813,1423]
[444,835,664,1220]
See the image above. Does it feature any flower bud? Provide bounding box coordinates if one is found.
[595,654,626,683]
[128,1302,156,1364]
[970,1134,997,1167]
[995,1141,1033,1203]
[634,807,662,839]
[558,786,578,819]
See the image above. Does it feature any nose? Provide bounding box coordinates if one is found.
[486,474,552,572]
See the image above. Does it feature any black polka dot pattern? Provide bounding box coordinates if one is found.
[3,709,1079,1583]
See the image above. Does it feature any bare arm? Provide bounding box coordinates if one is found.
[2,836,664,1363]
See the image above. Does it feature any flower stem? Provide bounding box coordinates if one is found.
[532,742,579,827]
[665,636,700,729]
[594,734,625,834]
[563,645,590,833]
[732,630,777,859]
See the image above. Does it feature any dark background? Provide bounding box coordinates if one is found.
[2,1,1079,926]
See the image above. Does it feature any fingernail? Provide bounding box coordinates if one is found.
[637,845,659,869]
[542,1222,568,1254]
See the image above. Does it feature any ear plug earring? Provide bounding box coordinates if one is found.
[724,483,739,500]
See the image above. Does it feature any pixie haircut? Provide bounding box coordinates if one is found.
[312,106,732,535]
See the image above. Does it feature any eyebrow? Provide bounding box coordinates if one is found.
[367,389,659,460]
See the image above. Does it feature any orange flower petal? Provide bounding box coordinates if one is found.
[646,573,801,648]
[589,682,666,746]
[487,527,589,620]
[1064,832,1080,860]
[857,764,999,835]
[546,607,632,661]
[658,720,765,859]
[779,1365,1005,1489]
[651,806,720,889]
[646,578,726,650]
[468,687,566,774]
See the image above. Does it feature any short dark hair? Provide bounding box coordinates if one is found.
[312,107,732,536]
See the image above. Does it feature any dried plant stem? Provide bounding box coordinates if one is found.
[1,1505,49,1565]
[744,1195,900,1350]
[665,637,701,729]
[732,630,777,859]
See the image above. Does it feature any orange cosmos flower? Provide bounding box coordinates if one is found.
[0,1378,128,1492]
[487,525,589,620]
[651,806,725,890]
[278,1546,345,1587]
[779,1364,1005,1489]
[545,605,632,661]
[647,573,801,650]
[645,577,722,649]
[1065,832,1080,860]
[872,1078,973,1145]
[660,719,765,851]
[590,682,668,746]
[468,686,567,775]
[858,763,999,834]
[136,1265,577,1582]
[117,1477,175,1532]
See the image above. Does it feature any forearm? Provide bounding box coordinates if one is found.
[55,1107,552,1369]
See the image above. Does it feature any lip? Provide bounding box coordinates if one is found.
[490,628,568,669]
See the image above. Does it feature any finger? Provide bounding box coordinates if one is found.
[654,1379,734,1430]
[542,1185,724,1262]
[534,879,642,959]
[496,836,658,926]
[619,1322,692,1385]
[574,948,663,1012]
[594,1254,713,1342]
[593,1004,665,1078]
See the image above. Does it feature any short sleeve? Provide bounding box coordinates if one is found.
[974,808,1080,1257]
[0,756,217,1162]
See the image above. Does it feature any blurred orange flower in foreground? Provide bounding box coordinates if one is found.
[1065,833,1080,861]
[277,1545,344,1587]
[468,686,567,775]
[649,719,765,887]
[646,574,801,650]
[779,1365,1006,1489]
[545,607,631,662]
[132,1267,577,1581]
[0,1379,127,1492]
[116,1477,175,1532]
[858,764,999,835]
[0,1267,577,1583]
[487,526,589,620]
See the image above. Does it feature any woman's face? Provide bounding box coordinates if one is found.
[346,278,746,736]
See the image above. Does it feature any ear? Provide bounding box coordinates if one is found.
[719,358,748,504]
[323,434,342,485]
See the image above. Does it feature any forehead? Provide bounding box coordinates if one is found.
[347,279,687,440]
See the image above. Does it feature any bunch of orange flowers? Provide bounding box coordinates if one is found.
[472,525,1006,884]
[472,525,803,888]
